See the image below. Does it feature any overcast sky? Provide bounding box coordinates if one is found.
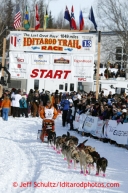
[47,0,97,23]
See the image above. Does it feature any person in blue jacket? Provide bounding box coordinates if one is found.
[60,95,70,127]
[19,93,28,118]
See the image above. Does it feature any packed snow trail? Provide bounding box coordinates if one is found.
[0,115,128,193]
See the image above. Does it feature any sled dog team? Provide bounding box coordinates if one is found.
[46,131,108,177]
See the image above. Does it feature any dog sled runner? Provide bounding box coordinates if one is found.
[37,119,55,143]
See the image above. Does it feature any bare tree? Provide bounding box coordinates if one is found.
[54,11,65,29]
[5,0,14,28]
[38,0,45,28]
[0,0,13,31]
[97,0,128,59]
[54,11,74,29]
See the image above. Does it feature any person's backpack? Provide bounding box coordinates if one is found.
[20,98,26,108]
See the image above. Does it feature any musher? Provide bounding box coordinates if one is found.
[40,100,58,142]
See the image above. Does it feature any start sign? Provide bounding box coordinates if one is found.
[30,69,71,79]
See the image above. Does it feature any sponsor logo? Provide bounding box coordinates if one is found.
[78,78,86,82]
[15,56,24,62]
[74,59,92,63]
[11,36,17,47]
[34,55,47,64]
[38,55,43,59]
[10,35,21,47]
[54,57,70,64]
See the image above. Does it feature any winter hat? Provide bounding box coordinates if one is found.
[122,109,127,113]
[69,98,73,103]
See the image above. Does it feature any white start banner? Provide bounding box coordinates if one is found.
[9,31,96,54]
[9,52,94,81]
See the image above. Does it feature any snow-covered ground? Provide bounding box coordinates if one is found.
[0,114,128,193]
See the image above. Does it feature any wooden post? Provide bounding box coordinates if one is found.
[1,38,6,77]
[96,31,101,100]
[0,84,3,97]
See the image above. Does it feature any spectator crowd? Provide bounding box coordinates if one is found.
[0,88,128,127]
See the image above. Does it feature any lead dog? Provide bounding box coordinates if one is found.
[55,132,78,153]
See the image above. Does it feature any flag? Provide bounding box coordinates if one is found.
[43,8,49,30]
[79,10,84,30]
[24,6,30,30]
[70,6,77,30]
[35,4,40,30]
[89,6,97,31]
[14,4,21,29]
[64,6,71,23]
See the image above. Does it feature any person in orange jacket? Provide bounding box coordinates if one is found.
[1,94,11,121]
[40,100,58,142]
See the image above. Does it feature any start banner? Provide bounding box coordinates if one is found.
[9,52,93,81]
[9,31,95,54]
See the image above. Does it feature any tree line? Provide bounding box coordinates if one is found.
[0,0,73,32]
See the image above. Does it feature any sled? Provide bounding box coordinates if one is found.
[38,119,55,143]
[37,130,49,143]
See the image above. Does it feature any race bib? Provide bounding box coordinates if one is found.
[45,108,54,119]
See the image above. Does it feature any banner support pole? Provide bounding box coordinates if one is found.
[96,31,101,100]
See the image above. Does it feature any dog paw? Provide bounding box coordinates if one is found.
[103,173,105,177]
[64,158,67,160]
[80,170,83,174]
[57,151,61,154]
[53,147,56,150]
[70,160,72,163]
[86,170,88,174]
[95,173,99,176]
